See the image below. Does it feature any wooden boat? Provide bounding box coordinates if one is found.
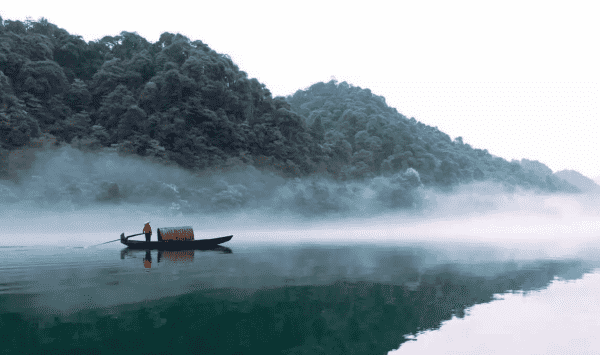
[120,226,232,250]
[120,234,233,250]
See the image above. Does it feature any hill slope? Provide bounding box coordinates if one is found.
[286,81,579,193]
[0,17,579,196]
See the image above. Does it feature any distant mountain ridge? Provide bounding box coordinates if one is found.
[554,170,600,193]
[516,159,598,193]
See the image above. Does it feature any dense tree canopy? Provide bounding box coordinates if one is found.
[286,80,579,193]
[0,17,579,195]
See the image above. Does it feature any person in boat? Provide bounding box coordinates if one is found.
[143,221,152,242]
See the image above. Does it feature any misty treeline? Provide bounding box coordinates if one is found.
[0,17,580,212]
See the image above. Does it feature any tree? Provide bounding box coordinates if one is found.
[310,115,324,142]
[96,84,136,130]
[273,107,305,142]
[338,109,360,142]
[116,105,146,140]
[352,149,374,166]
[91,58,127,104]
[17,60,68,99]
[353,130,370,151]
[65,79,91,111]
[324,130,352,170]
[98,35,121,51]
[0,105,40,149]
[51,111,92,143]
[155,33,191,68]
[3,20,26,34]
[200,109,239,153]
[54,35,92,79]
[24,33,54,61]
[139,81,159,114]
[473,166,485,180]
[28,17,53,37]
[112,31,150,60]
[0,42,28,81]
[127,49,154,82]
[435,159,460,186]
[181,54,207,84]
[148,68,196,110]
[0,70,14,102]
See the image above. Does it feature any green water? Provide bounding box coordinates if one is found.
[0,242,594,355]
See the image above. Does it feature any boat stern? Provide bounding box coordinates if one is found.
[120,233,125,244]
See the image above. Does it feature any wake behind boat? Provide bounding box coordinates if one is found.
[120,225,232,250]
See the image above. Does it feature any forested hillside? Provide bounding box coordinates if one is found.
[0,17,579,195]
[288,81,579,193]
[0,16,319,179]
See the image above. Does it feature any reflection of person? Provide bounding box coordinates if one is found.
[143,221,152,242]
[144,250,152,269]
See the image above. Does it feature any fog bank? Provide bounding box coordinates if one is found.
[1,146,599,259]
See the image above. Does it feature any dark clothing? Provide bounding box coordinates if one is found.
[145,233,151,242]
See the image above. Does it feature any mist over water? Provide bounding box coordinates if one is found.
[1,145,599,262]
[1,146,599,354]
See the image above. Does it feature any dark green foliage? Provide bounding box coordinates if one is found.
[285,80,579,192]
[22,33,55,61]
[118,105,146,133]
[17,60,68,99]
[0,70,14,101]
[96,84,137,130]
[0,16,580,193]
[0,99,41,150]
[90,58,130,103]
[127,49,154,82]
[111,31,151,60]
[65,78,92,111]
[310,115,325,142]
[152,68,196,110]
[3,19,27,34]
[50,111,92,143]
[0,40,26,79]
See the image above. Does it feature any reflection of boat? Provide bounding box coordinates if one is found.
[120,246,232,263]
[161,249,194,262]
[120,226,232,250]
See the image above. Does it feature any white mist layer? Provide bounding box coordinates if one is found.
[0,146,599,262]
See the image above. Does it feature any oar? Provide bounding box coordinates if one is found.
[88,239,120,247]
[87,233,145,248]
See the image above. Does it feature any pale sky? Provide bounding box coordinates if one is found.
[2,1,599,178]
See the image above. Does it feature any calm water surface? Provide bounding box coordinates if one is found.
[0,239,598,354]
